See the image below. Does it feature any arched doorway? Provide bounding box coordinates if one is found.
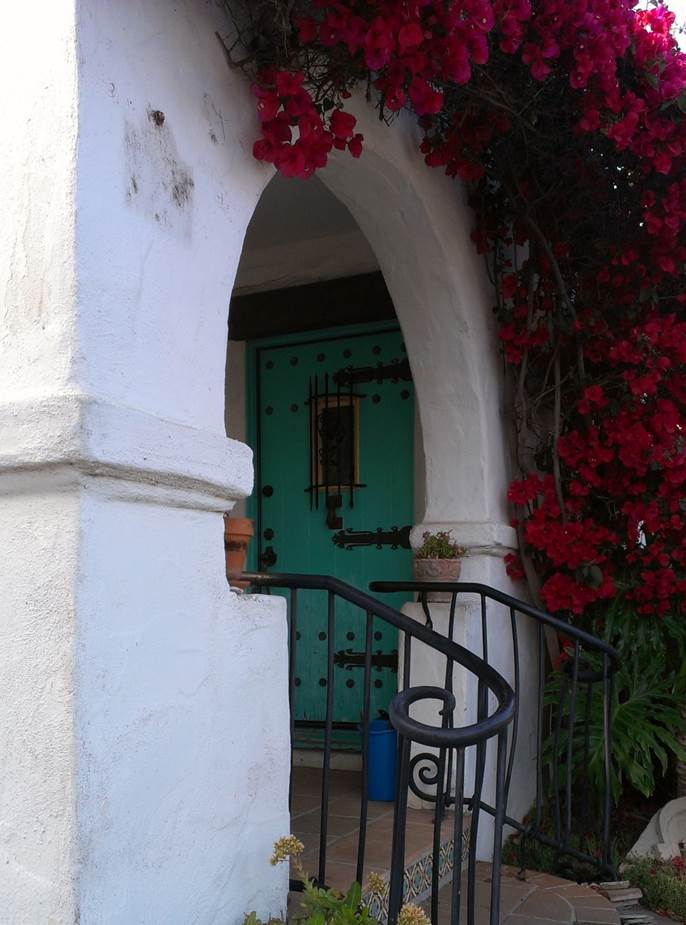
[224,108,534,874]
[227,99,517,579]
[227,174,420,752]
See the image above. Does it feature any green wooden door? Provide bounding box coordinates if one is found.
[248,324,414,742]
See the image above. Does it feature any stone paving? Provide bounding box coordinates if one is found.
[429,863,621,925]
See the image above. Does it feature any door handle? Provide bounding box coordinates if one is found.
[326,494,343,530]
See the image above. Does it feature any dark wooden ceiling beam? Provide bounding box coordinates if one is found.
[229,272,396,341]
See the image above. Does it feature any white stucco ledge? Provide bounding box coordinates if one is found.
[412,521,518,556]
[0,394,253,508]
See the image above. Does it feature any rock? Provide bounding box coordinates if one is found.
[628,797,686,861]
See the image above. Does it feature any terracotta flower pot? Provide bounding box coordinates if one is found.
[413,557,462,602]
[224,515,254,591]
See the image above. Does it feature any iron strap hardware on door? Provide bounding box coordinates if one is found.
[332,525,412,550]
[334,648,399,670]
[333,358,411,386]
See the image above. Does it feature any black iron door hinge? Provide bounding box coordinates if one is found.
[334,359,411,387]
[332,525,411,550]
[334,649,399,671]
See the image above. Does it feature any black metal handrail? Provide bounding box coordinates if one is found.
[244,571,515,925]
[370,581,620,881]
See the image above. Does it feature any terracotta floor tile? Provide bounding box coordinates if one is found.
[514,890,574,921]
[293,810,360,837]
[570,894,621,909]
[530,870,577,888]
[326,794,394,818]
[551,884,605,898]
[322,860,389,894]
[291,830,340,857]
[504,915,571,925]
[291,793,322,815]
[330,770,363,795]
[573,910,620,925]
[329,833,394,868]
[431,867,619,925]
[404,822,443,862]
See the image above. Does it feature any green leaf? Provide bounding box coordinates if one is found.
[344,882,362,909]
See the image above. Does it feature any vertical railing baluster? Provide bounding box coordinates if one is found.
[535,622,545,833]
[552,670,568,846]
[431,744,447,924]
[388,734,411,925]
[505,606,520,799]
[564,641,580,848]
[480,593,488,663]
[420,590,433,630]
[403,631,412,691]
[489,730,508,925]
[450,746,466,925]
[445,593,458,692]
[356,611,374,884]
[289,589,298,812]
[318,591,336,885]
[581,680,593,827]
[467,680,487,925]
[444,592,458,816]
[602,653,613,869]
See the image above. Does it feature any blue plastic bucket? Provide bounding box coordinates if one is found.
[365,718,397,801]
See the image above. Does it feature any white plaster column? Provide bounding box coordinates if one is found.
[0,2,289,923]
[318,102,537,843]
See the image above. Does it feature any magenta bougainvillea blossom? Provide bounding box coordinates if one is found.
[243,0,686,622]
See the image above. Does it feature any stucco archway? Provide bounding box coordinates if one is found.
[228,100,517,568]
[228,91,534,839]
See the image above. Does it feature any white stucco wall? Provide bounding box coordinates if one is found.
[235,229,379,294]
[0,483,80,922]
[0,5,81,921]
[1,1,290,922]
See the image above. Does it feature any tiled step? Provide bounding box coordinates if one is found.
[362,811,471,923]
[290,766,470,922]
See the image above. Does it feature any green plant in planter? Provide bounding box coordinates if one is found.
[415,530,465,559]
[244,837,430,925]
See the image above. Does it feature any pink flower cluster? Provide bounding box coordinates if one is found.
[252,70,362,178]
[247,0,686,623]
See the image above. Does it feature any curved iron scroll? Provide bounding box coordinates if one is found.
[407,751,445,804]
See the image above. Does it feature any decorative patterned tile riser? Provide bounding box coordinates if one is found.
[362,826,470,924]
